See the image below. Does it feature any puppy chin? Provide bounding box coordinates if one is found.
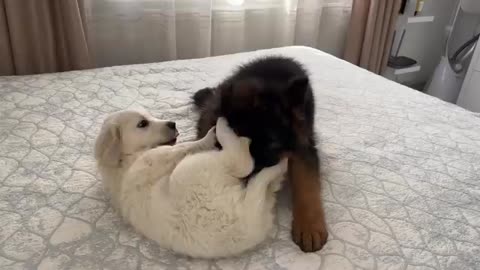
[166,138,177,146]
[160,130,179,146]
[154,139,176,147]
[149,136,178,149]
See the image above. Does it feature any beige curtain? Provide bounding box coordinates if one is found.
[343,0,401,74]
[85,0,353,68]
[0,0,92,76]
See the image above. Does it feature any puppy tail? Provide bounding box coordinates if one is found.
[192,87,214,109]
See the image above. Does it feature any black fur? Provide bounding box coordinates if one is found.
[192,87,214,108]
[193,56,318,174]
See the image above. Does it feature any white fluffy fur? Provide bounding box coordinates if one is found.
[95,110,287,258]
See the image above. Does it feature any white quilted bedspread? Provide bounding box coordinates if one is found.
[1,46,480,270]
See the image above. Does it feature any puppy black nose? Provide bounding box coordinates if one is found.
[166,121,176,130]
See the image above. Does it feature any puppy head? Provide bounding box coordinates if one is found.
[219,76,311,169]
[94,110,178,167]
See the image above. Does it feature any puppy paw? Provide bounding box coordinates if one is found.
[257,158,287,181]
[278,158,288,174]
[292,211,328,252]
[238,137,251,149]
[216,117,229,131]
[216,117,238,147]
[202,126,218,149]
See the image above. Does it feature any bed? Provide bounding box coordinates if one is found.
[1,46,479,270]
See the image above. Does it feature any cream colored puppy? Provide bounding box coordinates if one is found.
[95,109,287,258]
[94,109,180,208]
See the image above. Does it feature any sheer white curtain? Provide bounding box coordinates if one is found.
[84,0,353,67]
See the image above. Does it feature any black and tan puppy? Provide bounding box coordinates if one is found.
[192,56,328,252]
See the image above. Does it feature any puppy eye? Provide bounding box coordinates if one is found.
[137,119,149,128]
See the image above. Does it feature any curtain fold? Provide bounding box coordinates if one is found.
[85,0,353,67]
[0,0,92,76]
[343,0,401,74]
[0,1,14,75]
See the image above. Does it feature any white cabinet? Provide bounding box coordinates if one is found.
[457,40,480,112]
[475,47,480,72]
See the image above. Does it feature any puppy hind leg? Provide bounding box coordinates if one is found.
[242,159,288,230]
[268,173,287,194]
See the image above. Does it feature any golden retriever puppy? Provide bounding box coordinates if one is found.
[95,110,287,258]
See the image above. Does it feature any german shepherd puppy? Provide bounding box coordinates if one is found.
[192,56,328,252]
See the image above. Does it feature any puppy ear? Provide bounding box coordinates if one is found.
[221,79,260,110]
[95,120,122,167]
[287,76,309,106]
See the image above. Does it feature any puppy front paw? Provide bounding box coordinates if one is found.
[238,137,251,150]
[216,117,237,147]
[202,126,218,149]
[292,209,328,252]
[278,158,288,174]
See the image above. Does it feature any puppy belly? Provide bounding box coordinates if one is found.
[169,212,273,258]
[167,186,275,258]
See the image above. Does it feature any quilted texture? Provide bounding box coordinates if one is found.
[1,46,480,270]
